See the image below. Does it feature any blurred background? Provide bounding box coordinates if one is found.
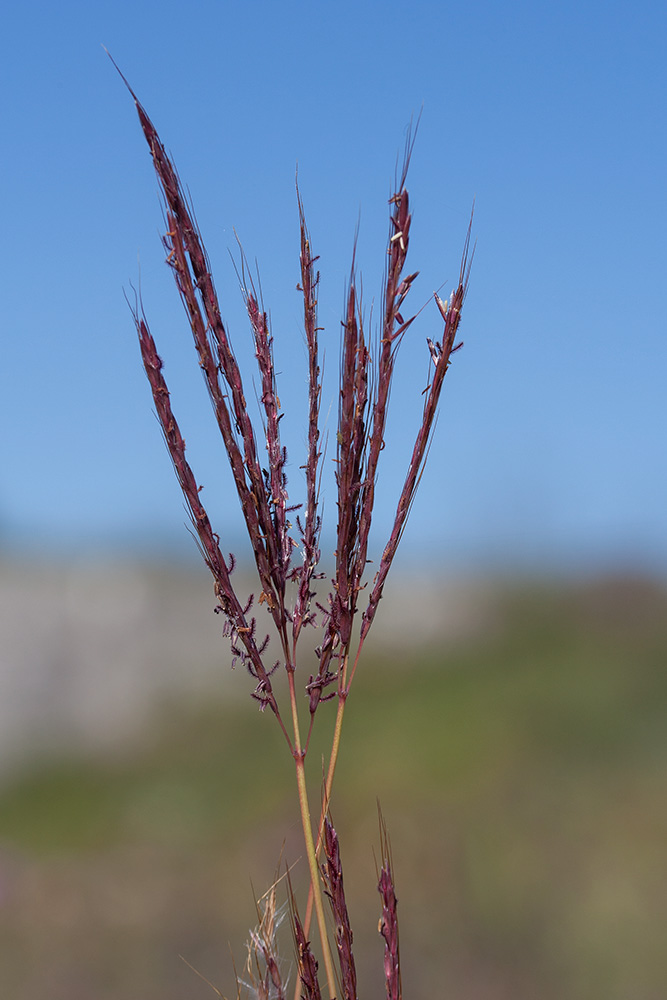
[1,1,666,997]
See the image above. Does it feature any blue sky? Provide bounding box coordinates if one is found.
[1,0,665,576]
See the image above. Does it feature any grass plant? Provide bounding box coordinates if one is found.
[114,55,472,999]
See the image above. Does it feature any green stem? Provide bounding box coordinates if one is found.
[299,657,351,954]
[295,754,337,998]
[287,671,337,999]
[299,637,365,953]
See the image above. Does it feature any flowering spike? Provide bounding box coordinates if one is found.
[118,56,472,997]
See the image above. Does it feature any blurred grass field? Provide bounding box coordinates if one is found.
[0,574,665,999]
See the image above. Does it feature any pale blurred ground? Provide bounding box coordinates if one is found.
[0,559,234,777]
[0,558,491,782]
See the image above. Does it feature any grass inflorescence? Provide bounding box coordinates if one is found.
[112,51,472,999]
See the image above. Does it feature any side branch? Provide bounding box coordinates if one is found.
[362,213,474,639]
[133,305,286,728]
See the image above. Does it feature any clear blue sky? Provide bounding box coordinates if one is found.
[1,0,665,576]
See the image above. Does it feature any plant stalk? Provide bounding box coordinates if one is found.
[288,673,337,999]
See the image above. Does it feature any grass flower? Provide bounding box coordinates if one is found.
[113,51,472,998]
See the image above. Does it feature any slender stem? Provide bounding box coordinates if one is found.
[320,642,362,846]
[323,691,347,816]
[295,692,346,1000]
[298,639,362,961]
[294,754,337,999]
[287,670,303,755]
[287,671,337,999]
